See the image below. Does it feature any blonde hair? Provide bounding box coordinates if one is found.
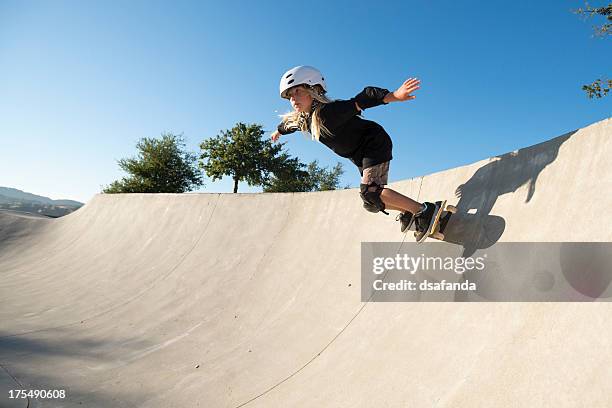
[278,85,335,142]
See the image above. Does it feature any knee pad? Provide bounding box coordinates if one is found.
[360,183,388,214]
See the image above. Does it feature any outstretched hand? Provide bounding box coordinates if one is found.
[393,78,420,101]
[271,130,281,142]
[455,184,464,198]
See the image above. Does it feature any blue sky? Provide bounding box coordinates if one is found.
[1,0,610,203]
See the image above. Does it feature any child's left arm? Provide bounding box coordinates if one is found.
[354,78,421,111]
[382,78,420,104]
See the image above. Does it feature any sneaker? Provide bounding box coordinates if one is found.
[414,202,438,242]
[395,211,415,233]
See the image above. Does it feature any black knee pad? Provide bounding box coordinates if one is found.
[360,183,388,214]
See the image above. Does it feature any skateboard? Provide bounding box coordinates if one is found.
[415,200,457,243]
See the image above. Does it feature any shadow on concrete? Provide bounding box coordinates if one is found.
[447,130,575,256]
[0,331,152,408]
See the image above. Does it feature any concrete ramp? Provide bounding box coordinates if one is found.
[0,118,610,407]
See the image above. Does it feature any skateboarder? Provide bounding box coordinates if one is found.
[271,65,439,240]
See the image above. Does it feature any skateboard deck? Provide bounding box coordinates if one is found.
[414,200,457,243]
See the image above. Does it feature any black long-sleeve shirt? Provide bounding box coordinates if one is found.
[277,86,393,170]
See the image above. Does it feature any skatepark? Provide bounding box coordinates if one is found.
[0,118,610,407]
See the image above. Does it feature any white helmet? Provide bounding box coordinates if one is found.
[279,65,327,99]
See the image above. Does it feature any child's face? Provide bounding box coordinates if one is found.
[286,85,313,113]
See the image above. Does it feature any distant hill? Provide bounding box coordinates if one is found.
[0,187,84,218]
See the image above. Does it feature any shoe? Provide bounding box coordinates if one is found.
[396,211,414,233]
[413,202,438,242]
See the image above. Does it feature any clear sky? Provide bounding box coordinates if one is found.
[1,0,610,203]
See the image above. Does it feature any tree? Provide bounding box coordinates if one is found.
[262,153,313,192]
[581,78,612,98]
[307,160,345,191]
[263,159,345,192]
[199,123,285,193]
[102,133,203,193]
[573,2,611,98]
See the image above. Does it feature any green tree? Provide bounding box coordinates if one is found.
[199,123,285,193]
[102,133,203,193]
[263,159,345,192]
[308,160,345,191]
[582,78,612,98]
[573,2,611,98]
[262,153,313,192]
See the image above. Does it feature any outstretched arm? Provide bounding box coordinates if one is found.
[383,77,420,103]
[354,78,420,111]
[271,120,299,142]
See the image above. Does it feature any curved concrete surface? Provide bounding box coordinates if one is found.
[0,118,610,407]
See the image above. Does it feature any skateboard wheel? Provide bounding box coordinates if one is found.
[445,205,457,214]
[432,232,444,240]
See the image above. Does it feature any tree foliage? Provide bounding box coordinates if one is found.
[199,122,347,193]
[263,159,345,192]
[261,153,311,192]
[574,2,611,37]
[573,2,611,98]
[307,160,345,191]
[199,123,285,193]
[103,133,203,193]
[582,78,612,98]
